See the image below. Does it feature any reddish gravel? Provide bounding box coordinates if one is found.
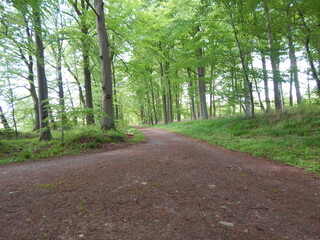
[0,127,319,240]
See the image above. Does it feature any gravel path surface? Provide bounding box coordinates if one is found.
[0,127,319,240]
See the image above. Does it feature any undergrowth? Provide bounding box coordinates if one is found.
[0,125,144,165]
[156,105,320,174]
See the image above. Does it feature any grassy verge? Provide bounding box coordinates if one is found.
[126,127,146,143]
[0,125,144,165]
[156,106,320,174]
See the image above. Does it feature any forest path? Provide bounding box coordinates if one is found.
[0,127,319,240]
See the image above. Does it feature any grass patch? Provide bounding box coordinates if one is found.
[78,198,87,212]
[155,105,320,174]
[35,182,63,193]
[0,125,144,165]
[126,127,146,143]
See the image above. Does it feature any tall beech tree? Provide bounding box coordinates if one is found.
[32,1,52,140]
[262,0,282,112]
[70,0,95,125]
[94,0,115,130]
[286,4,302,104]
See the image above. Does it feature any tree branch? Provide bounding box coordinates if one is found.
[84,0,99,18]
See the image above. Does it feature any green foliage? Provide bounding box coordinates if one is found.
[0,125,139,164]
[35,182,63,193]
[156,105,320,174]
[131,128,146,143]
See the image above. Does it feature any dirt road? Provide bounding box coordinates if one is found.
[0,127,319,240]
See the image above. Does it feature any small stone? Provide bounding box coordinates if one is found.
[141,182,147,185]
[218,221,235,227]
[220,206,228,209]
[208,185,217,189]
[154,220,161,224]
[152,204,163,209]
[8,192,15,195]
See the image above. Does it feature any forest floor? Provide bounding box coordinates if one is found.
[0,127,319,240]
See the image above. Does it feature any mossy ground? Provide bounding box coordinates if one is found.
[0,125,144,165]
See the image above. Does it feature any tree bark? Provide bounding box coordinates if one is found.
[227,6,254,117]
[20,50,40,131]
[71,0,95,125]
[289,72,293,106]
[165,62,173,122]
[56,37,66,127]
[94,0,115,130]
[293,3,320,95]
[187,68,197,120]
[23,21,40,131]
[250,61,265,111]
[112,60,119,120]
[148,74,158,124]
[82,29,95,125]
[286,7,302,104]
[0,106,10,129]
[66,64,85,107]
[263,0,282,112]
[160,62,168,124]
[33,5,52,141]
[196,48,208,119]
[261,54,271,112]
[288,36,302,104]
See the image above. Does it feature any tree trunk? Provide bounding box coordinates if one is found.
[175,85,181,122]
[56,38,66,129]
[196,48,208,119]
[261,54,271,112]
[0,106,10,129]
[94,0,115,130]
[263,0,282,112]
[23,53,40,131]
[164,62,173,123]
[187,68,197,120]
[160,62,168,124]
[289,72,293,106]
[66,77,77,124]
[148,75,158,124]
[66,64,85,108]
[286,8,302,104]
[82,30,95,125]
[227,6,254,117]
[233,67,246,113]
[294,3,320,95]
[112,60,119,120]
[70,1,94,122]
[22,21,40,131]
[305,38,320,95]
[33,5,52,141]
[250,61,265,111]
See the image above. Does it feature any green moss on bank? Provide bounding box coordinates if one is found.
[0,125,144,165]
